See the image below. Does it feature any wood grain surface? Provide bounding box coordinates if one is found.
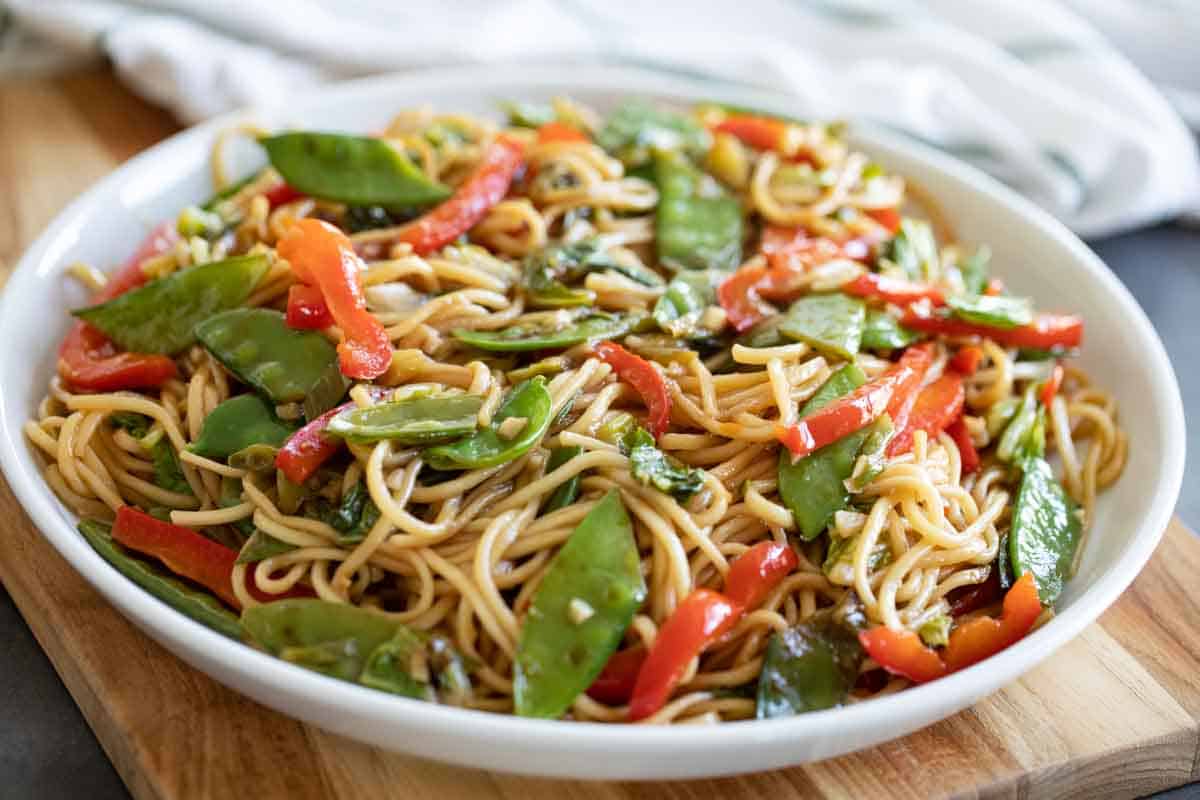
[1,69,1197,800]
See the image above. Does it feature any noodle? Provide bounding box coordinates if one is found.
[27,97,1126,724]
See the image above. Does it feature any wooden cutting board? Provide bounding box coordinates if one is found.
[2,69,1198,800]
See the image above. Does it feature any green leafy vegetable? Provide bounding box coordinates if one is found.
[946,294,1034,329]
[189,394,297,459]
[627,427,704,501]
[596,100,709,166]
[779,293,865,361]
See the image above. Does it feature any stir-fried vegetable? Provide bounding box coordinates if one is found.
[778,293,865,361]
[259,131,450,207]
[945,293,1034,329]
[424,378,551,470]
[524,239,663,309]
[596,100,709,166]
[514,491,646,718]
[189,394,297,459]
[902,307,1083,350]
[541,446,582,513]
[326,394,483,445]
[196,308,341,409]
[860,307,921,351]
[654,270,717,340]
[73,254,268,355]
[453,311,644,352]
[1009,457,1082,604]
[757,597,866,718]
[886,373,965,457]
[274,402,353,484]
[881,218,938,281]
[654,150,742,272]
[626,428,704,501]
[594,341,671,440]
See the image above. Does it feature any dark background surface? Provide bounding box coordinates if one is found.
[0,222,1196,798]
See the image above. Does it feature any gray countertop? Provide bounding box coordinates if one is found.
[0,222,1196,799]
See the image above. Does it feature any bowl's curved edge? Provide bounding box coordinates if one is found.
[0,64,1185,780]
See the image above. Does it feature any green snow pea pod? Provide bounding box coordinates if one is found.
[195,308,340,408]
[73,254,269,355]
[501,100,556,128]
[756,594,867,719]
[78,520,241,639]
[259,132,450,207]
[241,599,401,680]
[424,378,552,470]
[778,364,870,541]
[358,627,437,700]
[189,394,297,459]
[860,307,921,351]
[514,490,646,718]
[227,444,280,472]
[996,385,1038,463]
[654,150,743,272]
[452,312,644,353]
[596,100,709,166]
[779,293,865,361]
[325,394,483,445]
[946,293,1033,329]
[654,270,716,340]
[957,245,991,296]
[882,218,938,282]
[1009,456,1082,604]
[541,446,582,514]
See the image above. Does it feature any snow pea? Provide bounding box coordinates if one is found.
[996,385,1039,463]
[957,245,991,296]
[1009,456,1081,604]
[882,218,938,281]
[424,377,552,470]
[779,293,865,361]
[189,394,297,459]
[326,393,483,445]
[596,100,709,166]
[259,132,450,207]
[452,311,644,352]
[778,364,870,541]
[501,100,556,128]
[626,427,705,501]
[228,444,279,472]
[195,309,340,408]
[756,595,867,718]
[845,414,894,492]
[946,293,1033,329]
[236,530,295,564]
[303,360,352,421]
[737,315,788,349]
[358,627,436,700]
[654,150,743,272]
[79,519,241,638]
[654,270,716,340]
[73,254,269,355]
[860,307,921,351]
[541,446,582,513]
[514,490,646,718]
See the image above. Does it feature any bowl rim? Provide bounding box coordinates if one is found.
[0,63,1185,761]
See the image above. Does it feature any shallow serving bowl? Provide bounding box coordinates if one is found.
[0,65,1185,780]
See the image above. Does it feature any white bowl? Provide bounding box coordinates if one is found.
[0,65,1184,780]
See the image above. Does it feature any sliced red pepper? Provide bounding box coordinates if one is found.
[946,416,980,474]
[275,401,353,484]
[1040,363,1064,408]
[112,506,240,609]
[286,282,335,329]
[887,372,965,457]
[536,122,588,144]
[943,572,1041,672]
[723,541,797,611]
[843,273,946,307]
[277,218,392,380]
[392,137,524,256]
[902,308,1084,350]
[593,341,671,440]
[263,181,304,208]
[858,626,948,683]
[628,589,740,721]
[717,261,778,333]
[710,114,792,153]
[984,278,1006,297]
[864,207,902,234]
[949,345,984,376]
[777,344,932,459]
[586,646,647,705]
[58,221,181,392]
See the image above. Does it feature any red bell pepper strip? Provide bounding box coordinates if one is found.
[858,626,948,683]
[901,308,1084,350]
[864,207,902,234]
[949,345,984,376]
[984,278,1006,297]
[536,122,588,144]
[594,341,671,440]
[263,181,304,208]
[285,282,335,329]
[586,646,647,705]
[710,114,793,153]
[277,218,392,380]
[1040,363,1064,408]
[946,416,980,474]
[58,221,181,392]
[777,344,932,459]
[887,372,965,457]
[628,589,740,720]
[391,137,524,256]
[717,261,778,334]
[843,273,946,307]
[112,506,240,609]
[723,541,798,611]
[274,401,354,485]
[943,572,1041,672]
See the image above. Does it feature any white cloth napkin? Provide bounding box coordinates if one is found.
[4,0,1198,238]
